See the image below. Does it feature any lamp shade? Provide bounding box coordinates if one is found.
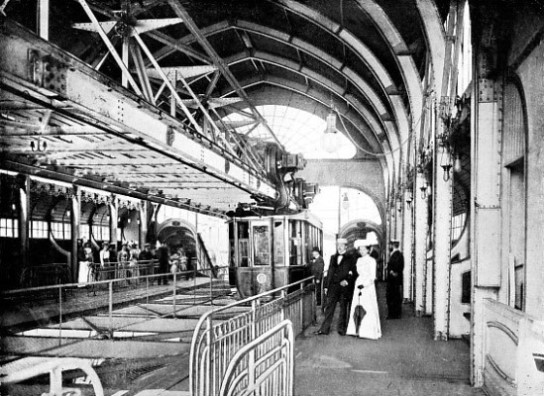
[321,111,338,153]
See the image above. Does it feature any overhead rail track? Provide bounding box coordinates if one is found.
[0,17,277,215]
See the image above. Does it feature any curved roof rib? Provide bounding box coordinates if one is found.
[218,76,391,177]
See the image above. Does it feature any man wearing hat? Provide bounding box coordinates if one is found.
[386,240,404,319]
[139,242,154,279]
[314,238,357,336]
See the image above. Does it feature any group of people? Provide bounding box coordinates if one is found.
[156,242,192,285]
[309,237,404,340]
[77,239,193,285]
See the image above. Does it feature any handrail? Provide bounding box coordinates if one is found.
[1,357,104,396]
[197,232,217,277]
[1,265,230,295]
[219,320,294,396]
[189,275,315,395]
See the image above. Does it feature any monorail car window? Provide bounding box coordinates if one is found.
[289,220,303,266]
[238,222,249,267]
[252,222,271,266]
[273,220,284,266]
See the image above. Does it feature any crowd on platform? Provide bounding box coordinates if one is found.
[76,239,194,285]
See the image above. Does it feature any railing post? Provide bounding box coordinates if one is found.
[173,271,177,317]
[58,285,62,345]
[281,290,287,322]
[193,265,197,305]
[251,299,258,339]
[209,270,213,306]
[300,282,304,331]
[206,315,213,396]
[109,281,113,336]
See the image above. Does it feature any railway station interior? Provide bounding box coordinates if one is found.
[1,0,544,395]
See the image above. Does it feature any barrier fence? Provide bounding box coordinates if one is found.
[190,276,316,396]
[1,265,231,336]
[219,320,294,396]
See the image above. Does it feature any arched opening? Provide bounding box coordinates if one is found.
[502,80,527,311]
[156,218,196,263]
[309,186,382,263]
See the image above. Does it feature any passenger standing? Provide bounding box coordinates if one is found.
[157,242,170,285]
[386,240,404,319]
[99,242,109,280]
[118,244,130,281]
[346,240,381,339]
[139,243,153,279]
[314,238,357,336]
[309,247,325,307]
[129,242,140,282]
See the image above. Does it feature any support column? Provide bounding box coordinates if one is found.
[424,243,434,316]
[395,196,403,242]
[414,172,429,315]
[433,145,453,340]
[70,187,80,283]
[109,197,118,247]
[17,175,30,270]
[139,200,147,248]
[402,190,414,301]
[470,13,504,382]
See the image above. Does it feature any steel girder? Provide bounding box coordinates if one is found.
[0,18,277,209]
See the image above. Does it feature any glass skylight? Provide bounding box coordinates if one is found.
[222,105,356,159]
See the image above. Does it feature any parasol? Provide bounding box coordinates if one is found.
[353,286,366,333]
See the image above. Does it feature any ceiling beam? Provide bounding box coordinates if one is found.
[167,0,286,152]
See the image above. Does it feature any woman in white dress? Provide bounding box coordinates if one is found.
[346,239,382,339]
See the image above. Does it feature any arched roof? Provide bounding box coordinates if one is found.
[2,0,450,214]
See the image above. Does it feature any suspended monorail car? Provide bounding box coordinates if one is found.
[228,211,323,297]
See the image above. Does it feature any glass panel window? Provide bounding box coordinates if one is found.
[0,218,16,238]
[273,221,284,266]
[252,223,270,266]
[451,213,466,242]
[222,105,356,159]
[31,220,48,239]
[238,222,249,267]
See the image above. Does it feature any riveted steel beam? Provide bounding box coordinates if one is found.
[0,19,276,200]
[167,0,285,152]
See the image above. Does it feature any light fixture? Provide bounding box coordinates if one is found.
[454,154,462,172]
[420,181,428,199]
[440,147,453,181]
[321,108,338,154]
[406,191,413,205]
[342,192,349,209]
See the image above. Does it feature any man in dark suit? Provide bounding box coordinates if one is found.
[314,238,357,336]
[309,247,325,307]
[386,240,404,319]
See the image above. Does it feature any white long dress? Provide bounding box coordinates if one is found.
[346,254,382,339]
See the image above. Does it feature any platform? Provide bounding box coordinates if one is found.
[295,282,485,396]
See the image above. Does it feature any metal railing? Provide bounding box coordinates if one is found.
[1,357,105,396]
[20,262,72,288]
[190,276,316,396]
[219,320,294,396]
[1,265,231,335]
